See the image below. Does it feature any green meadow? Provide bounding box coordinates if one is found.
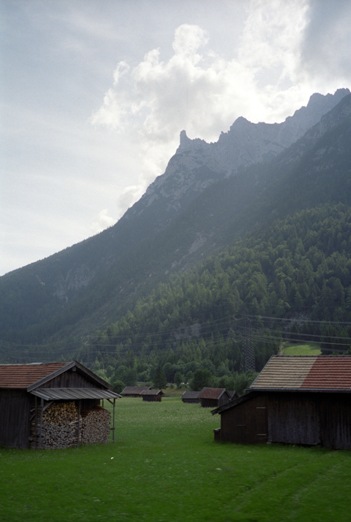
[1,397,351,522]
[280,343,321,355]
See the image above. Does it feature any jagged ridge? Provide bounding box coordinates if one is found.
[0,89,350,351]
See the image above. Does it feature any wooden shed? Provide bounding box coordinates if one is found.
[140,389,164,402]
[121,385,151,397]
[0,361,120,449]
[198,387,232,408]
[181,391,200,403]
[214,355,351,450]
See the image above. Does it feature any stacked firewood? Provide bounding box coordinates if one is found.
[31,402,111,449]
[81,406,111,445]
[31,402,78,449]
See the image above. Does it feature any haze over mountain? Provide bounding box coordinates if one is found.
[0,88,350,361]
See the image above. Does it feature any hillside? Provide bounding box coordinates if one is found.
[0,89,350,361]
[85,203,351,387]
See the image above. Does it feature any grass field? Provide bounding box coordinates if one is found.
[280,343,321,356]
[1,397,351,522]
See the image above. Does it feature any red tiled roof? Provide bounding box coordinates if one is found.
[250,355,351,391]
[302,356,351,389]
[0,362,67,389]
[198,387,227,400]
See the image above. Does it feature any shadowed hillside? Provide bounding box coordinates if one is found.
[0,90,350,362]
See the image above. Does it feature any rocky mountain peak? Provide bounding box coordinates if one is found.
[177,129,208,153]
[139,89,350,222]
[1,88,350,351]
[179,129,191,148]
[186,88,350,175]
[307,88,349,108]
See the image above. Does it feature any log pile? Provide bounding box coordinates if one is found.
[81,406,111,445]
[31,402,78,449]
[31,402,111,449]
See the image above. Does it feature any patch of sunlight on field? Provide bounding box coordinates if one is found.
[281,344,321,355]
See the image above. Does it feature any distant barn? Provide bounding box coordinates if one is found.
[214,355,351,450]
[0,361,120,449]
[181,391,200,403]
[140,389,164,402]
[121,386,151,397]
[198,387,232,408]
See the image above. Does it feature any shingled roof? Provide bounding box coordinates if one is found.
[182,391,200,400]
[0,361,113,392]
[121,386,150,396]
[198,387,228,400]
[140,389,164,396]
[250,355,351,392]
[0,362,67,389]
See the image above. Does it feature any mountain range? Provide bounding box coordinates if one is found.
[1,87,350,363]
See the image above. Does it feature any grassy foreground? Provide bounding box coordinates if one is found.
[1,397,351,522]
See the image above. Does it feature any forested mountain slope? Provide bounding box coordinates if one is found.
[85,204,351,387]
[0,90,350,359]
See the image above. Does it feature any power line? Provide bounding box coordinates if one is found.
[1,314,350,363]
[245,314,351,327]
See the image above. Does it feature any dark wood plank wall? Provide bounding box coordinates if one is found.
[219,392,351,449]
[42,370,101,388]
[220,395,268,444]
[201,398,218,408]
[0,390,31,449]
[218,394,230,408]
[268,393,320,446]
[319,395,351,450]
[142,395,161,402]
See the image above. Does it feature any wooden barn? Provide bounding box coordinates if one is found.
[140,389,164,402]
[181,391,200,404]
[121,385,151,397]
[0,361,120,449]
[198,387,232,408]
[214,355,351,450]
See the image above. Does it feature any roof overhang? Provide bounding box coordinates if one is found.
[212,391,257,415]
[29,387,121,401]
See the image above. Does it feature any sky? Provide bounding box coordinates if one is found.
[1,0,351,276]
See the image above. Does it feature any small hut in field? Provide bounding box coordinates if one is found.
[140,389,164,402]
[0,361,120,449]
[181,391,200,404]
[198,387,232,408]
[214,355,351,450]
[121,386,151,397]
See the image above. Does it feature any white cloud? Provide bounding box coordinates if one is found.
[92,4,311,139]
[301,0,351,88]
[117,185,145,213]
[91,5,314,194]
[2,0,351,275]
[239,0,308,80]
[172,24,208,58]
[91,209,115,234]
[90,0,351,250]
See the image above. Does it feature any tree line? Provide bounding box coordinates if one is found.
[82,204,351,392]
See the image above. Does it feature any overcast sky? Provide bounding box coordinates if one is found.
[1,0,351,276]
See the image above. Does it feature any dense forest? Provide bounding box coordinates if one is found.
[1,92,350,368]
[78,204,351,392]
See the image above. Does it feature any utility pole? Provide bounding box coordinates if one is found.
[242,316,255,372]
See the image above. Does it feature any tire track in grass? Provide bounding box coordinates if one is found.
[287,454,351,522]
[226,449,348,522]
[227,461,302,519]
